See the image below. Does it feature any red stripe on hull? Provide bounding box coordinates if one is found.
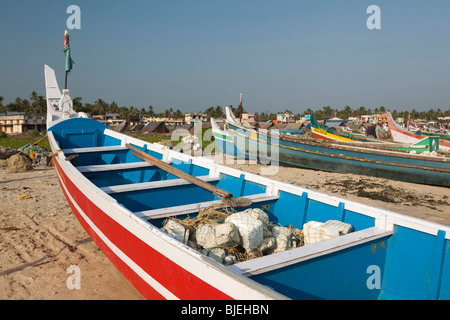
[54,159,233,300]
[312,132,334,141]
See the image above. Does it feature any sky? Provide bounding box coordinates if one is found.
[0,0,449,114]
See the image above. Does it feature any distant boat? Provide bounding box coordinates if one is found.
[46,64,450,300]
[420,131,450,141]
[386,112,450,151]
[213,107,450,187]
[308,114,387,144]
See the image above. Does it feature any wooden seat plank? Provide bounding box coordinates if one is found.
[100,175,220,194]
[62,145,128,154]
[135,193,279,220]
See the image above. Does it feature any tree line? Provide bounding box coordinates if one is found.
[1,92,449,121]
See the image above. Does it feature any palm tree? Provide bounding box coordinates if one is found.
[322,106,334,119]
[214,106,224,118]
[173,109,183,118]
[36,96,46,114]
[411,109,419,120]
[303,108,314,117]
[93,99,108,115]
[0,96,5,113]
[148,105,155,117]
[110,101,119,113]
[30,91,39,113]
[72,97,83,112]
[356,106,368,116]
[119,106,130,122]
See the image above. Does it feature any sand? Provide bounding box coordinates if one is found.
[0,167,142,300]
[0,159,449,300]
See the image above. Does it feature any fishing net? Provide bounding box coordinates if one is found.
[6,152,33,173]
[162,204,352,265]
[165,203,235,234]
[303,220,353,245]
[225,212,264,250]
[202,222,240,249]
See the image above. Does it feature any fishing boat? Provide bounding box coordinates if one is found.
[311,126,363,142]
[213,107,450,187]
[308,114,390,144]
[421,131,450,141]
[386,112,450,151]
[46,65,450,300]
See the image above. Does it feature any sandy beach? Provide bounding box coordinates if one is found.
[0,158,449,300]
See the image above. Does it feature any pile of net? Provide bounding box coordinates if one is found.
[6,152,33,173]
[161,204,353,266]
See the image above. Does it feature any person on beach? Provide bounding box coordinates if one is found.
[366,120,377,138]
[375,121,386,139]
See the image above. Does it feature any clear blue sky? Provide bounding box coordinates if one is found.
[1,0,449,114]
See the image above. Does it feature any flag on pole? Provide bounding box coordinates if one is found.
[64,30,74,73]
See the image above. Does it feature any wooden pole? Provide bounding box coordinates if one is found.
[126,143,253,207]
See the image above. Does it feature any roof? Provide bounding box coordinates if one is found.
[347,123,364,130]
[285,123,302,129]
[325,122,345,128]
[175,123,194,131]
[132,124,145,132]
[258,122,273,129]
[274,123,287,129]
[142,121,169,133]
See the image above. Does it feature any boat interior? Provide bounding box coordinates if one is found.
[47,118,450,300]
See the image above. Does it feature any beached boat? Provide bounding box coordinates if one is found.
[421,131,450,141]
[386,112,450,151]
[213,107,450,187]
[46,65,450,300]
[308,114,391,144]
[309,114,369,143]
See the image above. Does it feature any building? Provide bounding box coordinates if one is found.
[105,113,125,126]
[0,113,46,134]
[360,115,374,123]
[241,113,254,122]
[277,112,295,123]
[184,113,208,124]
[164,118,185,131]
[361,114,387,124]
[372,114,388,123]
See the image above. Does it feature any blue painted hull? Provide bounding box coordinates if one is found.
[224,122,450,187]
[213,133,250,159]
